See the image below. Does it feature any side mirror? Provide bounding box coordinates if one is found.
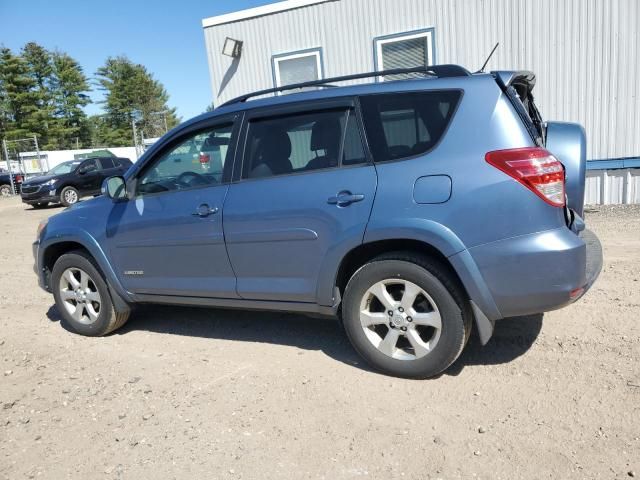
[102,176,127,201]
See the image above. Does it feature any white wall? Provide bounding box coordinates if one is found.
[203,0,640,161]
[20,147,139,172]
[585,169,640,205]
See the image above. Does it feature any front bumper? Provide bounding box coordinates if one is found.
[32,240,48,291]
[21,185,57,204]
[468,227,603,318]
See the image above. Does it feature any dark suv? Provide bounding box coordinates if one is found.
[33,66,602,379]
[21,157,132,207]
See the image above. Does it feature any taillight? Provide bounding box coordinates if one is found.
[199,153,210,164]
[15,175,23,183]
[485,147,565,207]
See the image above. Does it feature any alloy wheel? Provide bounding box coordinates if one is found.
[64,189,78,204]
[359,279,442,360]
[58,267,101,324]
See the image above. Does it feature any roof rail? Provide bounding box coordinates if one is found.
[220,64,471,107]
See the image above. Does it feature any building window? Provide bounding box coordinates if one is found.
[374,29,434,80]
[272,48,323,89]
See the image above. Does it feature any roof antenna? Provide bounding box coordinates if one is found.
[477,42,500,73]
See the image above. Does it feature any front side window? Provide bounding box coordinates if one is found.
[80,159,98,173]
[137,123,233,195]
[243,109,365,179]
[360,90,462,162]
[272,49,323,89]
[375,30,434,80]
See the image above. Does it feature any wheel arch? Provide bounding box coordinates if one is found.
[39,230,132,310]
[335,239,467,304]
[331,236,503,344]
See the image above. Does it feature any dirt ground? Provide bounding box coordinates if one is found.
[0,195,638,480]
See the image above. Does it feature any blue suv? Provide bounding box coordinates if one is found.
[33,66,602,378]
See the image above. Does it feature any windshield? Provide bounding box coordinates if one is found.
[48,161,82,175]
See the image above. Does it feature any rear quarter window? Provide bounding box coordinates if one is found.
[359,90,462,162]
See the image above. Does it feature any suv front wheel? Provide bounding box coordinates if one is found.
[342,254,470,379]
[60,186,79,207]
[51,251,129,336]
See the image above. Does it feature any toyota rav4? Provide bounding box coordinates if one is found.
[33,65,602,378]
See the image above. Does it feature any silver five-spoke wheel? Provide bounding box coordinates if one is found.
[359,279,442,360]
[58,267,101,324]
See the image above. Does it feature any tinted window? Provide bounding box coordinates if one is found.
[137,123,233,195]
[99,158,115,169]
[342,111,367,166]
[80,159,98,173]
[243,109,365,179]
[360,90,461,162]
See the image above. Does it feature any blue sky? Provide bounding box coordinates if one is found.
[0,0,274,120]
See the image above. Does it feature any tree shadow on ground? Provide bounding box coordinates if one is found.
[46,304,543,378]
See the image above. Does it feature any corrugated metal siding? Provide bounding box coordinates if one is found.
[204,0,640,160]
[585,169,640,204]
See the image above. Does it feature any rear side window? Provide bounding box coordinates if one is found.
[243,108,366,179]
[360,90,462,162]
[99,158,115,169]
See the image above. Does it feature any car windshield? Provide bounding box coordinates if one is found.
[48,161,82,175]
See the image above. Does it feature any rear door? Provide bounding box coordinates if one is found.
[76,158,101,194]
[97,158,120,188]
[223,99,377,304]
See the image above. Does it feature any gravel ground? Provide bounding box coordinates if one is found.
[1,196,639,479]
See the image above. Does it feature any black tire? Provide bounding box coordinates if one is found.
[59,186,79,207]
[342,252,471,379]
[51,250,129,336]
[31,202,48,209]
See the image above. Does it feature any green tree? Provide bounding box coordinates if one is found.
[21,42,54,147]
[0,47,40,140]
[50,52,91,149]
[95,56,178,146]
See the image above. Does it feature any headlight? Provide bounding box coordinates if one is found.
[36,219,48,238]
[43,179,57,186]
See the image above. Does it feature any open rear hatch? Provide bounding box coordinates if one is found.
[493,71,587,220]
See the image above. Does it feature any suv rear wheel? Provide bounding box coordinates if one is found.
[0,184,11,196]
[342,253,470,379]
[60,186,79,206]
[51,251,129,336]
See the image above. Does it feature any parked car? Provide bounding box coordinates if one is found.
[20,157,132,208]
[32,65,602,378]
[0,170,23,196]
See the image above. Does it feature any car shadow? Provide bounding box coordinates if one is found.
[23,203,63,211]
[45,304,543,378]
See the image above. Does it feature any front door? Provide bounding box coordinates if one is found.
[107,117,240,297]
[223,102,377,304]
[76,158,102,194]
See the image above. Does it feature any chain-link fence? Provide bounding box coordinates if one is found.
[0,136,47,196]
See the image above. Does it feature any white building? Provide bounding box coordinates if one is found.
[202,0,640,204]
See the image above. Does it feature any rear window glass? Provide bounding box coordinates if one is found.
[359,90,462,162]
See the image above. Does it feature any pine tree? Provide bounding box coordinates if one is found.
[50,52,91,149]
[21,42,54,147]
[0,47,40,140]
[95,56,179,146]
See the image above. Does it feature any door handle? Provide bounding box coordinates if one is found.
[327,191,365,207]
[192,204,219,217]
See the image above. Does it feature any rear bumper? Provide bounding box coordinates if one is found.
[467,227,602,318]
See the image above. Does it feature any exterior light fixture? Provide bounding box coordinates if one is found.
[222,37,243,58]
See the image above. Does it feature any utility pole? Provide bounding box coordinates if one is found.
[33,134,45,173]
[2,139,15,195]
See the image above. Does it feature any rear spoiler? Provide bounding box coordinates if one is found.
[491,70,536,92]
